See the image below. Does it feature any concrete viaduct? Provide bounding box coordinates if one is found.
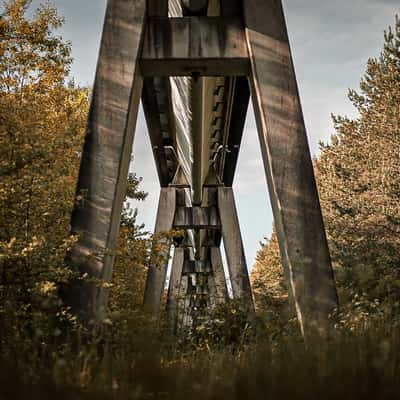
[64,0,338,337]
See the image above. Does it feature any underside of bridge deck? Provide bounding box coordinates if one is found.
[140,0,254,332]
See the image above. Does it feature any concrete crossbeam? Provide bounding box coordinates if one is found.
[183,259,211,273]
[221,76,250,186]
[142,78,174,187]
[143,1,177,187]
[174,206,220,229]
[141,17,250,76]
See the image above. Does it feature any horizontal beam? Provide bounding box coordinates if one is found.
[142,78,174,187]
[220,0,242,16]
[183,259,211,273]
[174,206,221,229]
[222,76,250,186]
[141,17,250,76]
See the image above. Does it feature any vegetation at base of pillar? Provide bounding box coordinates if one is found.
[251,16,400,332]
[250,229,298,335]
[107,173,150,336]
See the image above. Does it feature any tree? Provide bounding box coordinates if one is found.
[107,173,150,334]
[251,16,400,325]
[315,16,400,305]
[0,0,89,339]
[251,230,287,317]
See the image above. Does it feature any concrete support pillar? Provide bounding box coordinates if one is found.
[166,247,185,332]
[218,187,253,310]
[210,246,229,303]
[64,0,146,322]
[243,0,338,336]
[191,76,205,205]
[143,187,177,315]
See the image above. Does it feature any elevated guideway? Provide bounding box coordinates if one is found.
[65,0,339,339]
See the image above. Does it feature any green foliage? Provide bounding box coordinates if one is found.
[178,299,254,352]
[250,229,295,332]
[0,0,89,342]
[107,173,150,337]
[316,16,400,306]
[126,172,147,201]
[2,327,400,400]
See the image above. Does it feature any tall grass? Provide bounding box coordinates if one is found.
[1,318,399,400]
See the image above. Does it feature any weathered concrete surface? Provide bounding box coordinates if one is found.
[64,0,146,322]
[210,246,229,302]
[166,247,185,332]
[218,187,253,309]
[142,78,176,187]
[191,76,205,205]
[221,76,250,186]
[142,1,177,188]
[244,0,338,336]
[220,0,241,17]
[141,17,250,76]
[147,0,167,16]
[143,187,177,315]
[174,206,220,230]
[181,0,208,16]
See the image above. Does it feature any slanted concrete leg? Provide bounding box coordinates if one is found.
[177,274,191,330]
[210,246,229,303]
[143,187,176,315]
[207,274,217,307]
[244,0,338,337]
[218,187,254,309]
[64,0,146,322]
[166,247,185,332]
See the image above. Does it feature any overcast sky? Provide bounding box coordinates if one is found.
[30,0,399,267]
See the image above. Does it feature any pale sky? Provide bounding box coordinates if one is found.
[30,0,399,267]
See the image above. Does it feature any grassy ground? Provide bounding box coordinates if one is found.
[1,324,400,400]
